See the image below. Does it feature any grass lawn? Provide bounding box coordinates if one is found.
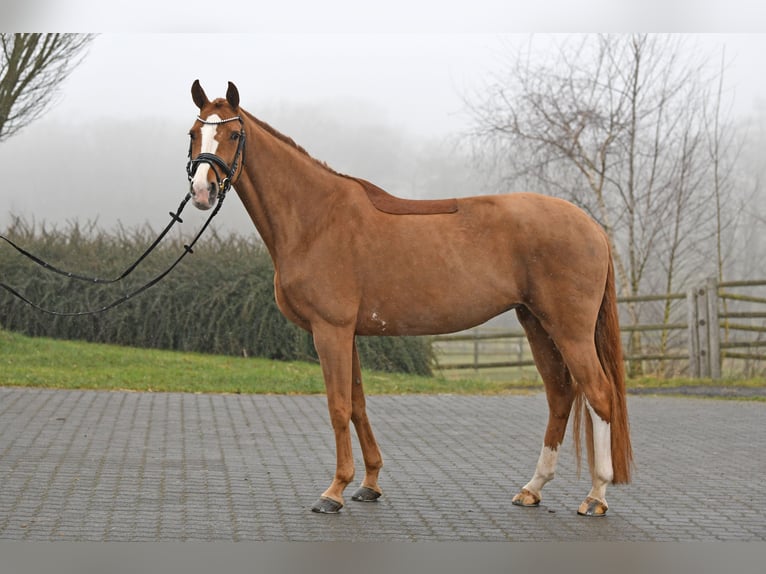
[0,330,539,395]
[1,330,762,396]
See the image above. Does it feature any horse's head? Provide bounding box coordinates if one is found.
[187,80,245,210]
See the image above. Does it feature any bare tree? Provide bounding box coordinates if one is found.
[467,34,737,373]
[0,33,94,142]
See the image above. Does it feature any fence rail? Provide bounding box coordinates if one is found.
[433,277,766,379]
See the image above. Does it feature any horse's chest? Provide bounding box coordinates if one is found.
[273,275,310,330]
[273,269,357,330]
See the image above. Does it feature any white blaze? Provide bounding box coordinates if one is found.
[191,114,221,200]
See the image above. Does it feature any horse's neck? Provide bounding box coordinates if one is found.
[235,117,342,259]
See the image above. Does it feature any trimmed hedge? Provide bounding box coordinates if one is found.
[0,219,433,375]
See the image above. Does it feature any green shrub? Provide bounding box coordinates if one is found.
[0,219,433,375]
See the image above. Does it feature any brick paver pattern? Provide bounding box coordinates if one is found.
[1,388,764,541]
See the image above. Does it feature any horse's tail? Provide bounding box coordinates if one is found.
[573,245,633,484]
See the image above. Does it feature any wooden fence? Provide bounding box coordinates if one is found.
[433,278,766,379]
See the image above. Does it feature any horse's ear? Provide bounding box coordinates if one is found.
[191,79,209,109]
[226,82,240,110]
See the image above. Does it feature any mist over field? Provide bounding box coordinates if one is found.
[0,103,484,235]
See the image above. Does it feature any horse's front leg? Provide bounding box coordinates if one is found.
[310,324,356,513]
[349,339,383,502]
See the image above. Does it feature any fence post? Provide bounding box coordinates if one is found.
[707,277,721,379]
[473,330,479,374]
[697,284,711,378]
[686,278,722,379]
[697,286,710,378]
[687,288,700,377]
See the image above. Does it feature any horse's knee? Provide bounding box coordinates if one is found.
[328,404,352,428]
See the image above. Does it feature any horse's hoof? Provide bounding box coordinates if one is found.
[311,496,344,514]
[511,488,541,507]
[351,485,382,502]
[577,497,608,517]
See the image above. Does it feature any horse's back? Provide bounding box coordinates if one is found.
[462,192,603,235]
[445,192,608,261]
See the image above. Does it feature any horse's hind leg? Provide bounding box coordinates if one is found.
[554,337,615,517]
[512,307,575,507]
[350,339,384,502]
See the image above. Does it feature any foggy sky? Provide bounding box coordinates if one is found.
[1,32,766,234]
[47,33,495,139]
[28,34,766,137]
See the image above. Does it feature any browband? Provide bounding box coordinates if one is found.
[196,115,242,125]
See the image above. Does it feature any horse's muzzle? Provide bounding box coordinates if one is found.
[189,180,218,210]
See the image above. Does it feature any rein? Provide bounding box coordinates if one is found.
[0,191,228,317]
[0,193,191,285]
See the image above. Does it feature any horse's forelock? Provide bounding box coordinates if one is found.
[212,98,234,109]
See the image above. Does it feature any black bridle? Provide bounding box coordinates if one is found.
[186,115,247,196]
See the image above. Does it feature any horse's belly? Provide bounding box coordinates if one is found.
[356,284,518,336]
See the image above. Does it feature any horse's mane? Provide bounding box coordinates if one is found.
[240,108,342,177]
[239,107,458,216]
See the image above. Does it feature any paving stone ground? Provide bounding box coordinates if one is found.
[0,387,764,541]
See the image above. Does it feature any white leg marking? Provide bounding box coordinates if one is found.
[586,400,613,501]
[523,445,559,496]
[191,113,221,200]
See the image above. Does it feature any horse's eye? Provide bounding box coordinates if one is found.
[230,132,240,141]
[188,131,196,141]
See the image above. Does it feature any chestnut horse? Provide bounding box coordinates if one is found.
[187,81,632,517]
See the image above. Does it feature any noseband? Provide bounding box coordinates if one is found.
[186,115,246,195]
